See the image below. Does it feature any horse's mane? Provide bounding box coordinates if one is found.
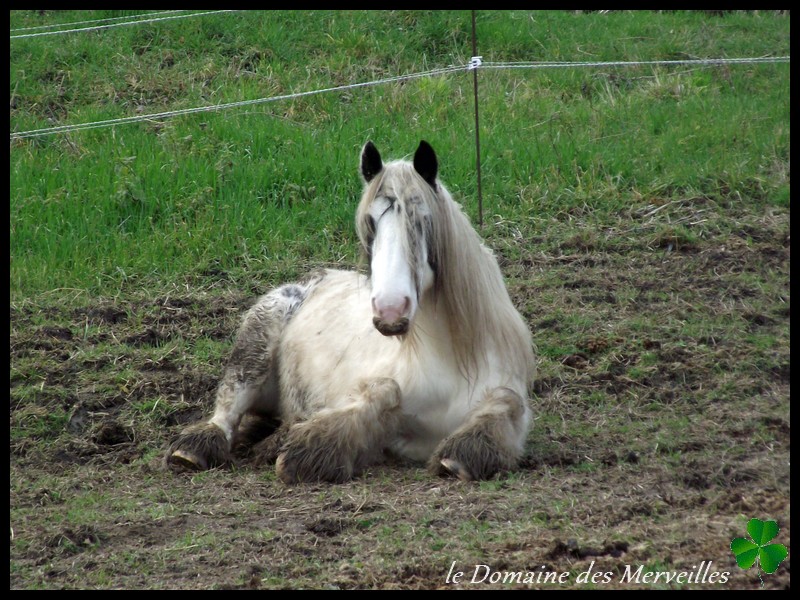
[356,161,535,384]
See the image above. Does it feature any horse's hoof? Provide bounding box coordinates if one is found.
[440,458,474,482]
[168,449,208,472]
[274,453,294,483]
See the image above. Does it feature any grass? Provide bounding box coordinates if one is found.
[9,10,789,299]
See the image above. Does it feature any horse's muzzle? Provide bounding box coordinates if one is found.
[373,316,409,336]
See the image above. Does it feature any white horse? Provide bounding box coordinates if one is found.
[166,141,535,482]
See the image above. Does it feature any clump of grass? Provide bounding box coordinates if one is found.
[648,224,699,250]
[561,229,601,252]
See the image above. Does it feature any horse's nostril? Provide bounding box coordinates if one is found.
[372,295,412,323]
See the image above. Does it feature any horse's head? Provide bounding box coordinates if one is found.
[356,140,441,337]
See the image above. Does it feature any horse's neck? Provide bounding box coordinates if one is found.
[412,287,450,332]
[405,292,459,358]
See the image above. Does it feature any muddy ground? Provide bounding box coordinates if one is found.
[10,198,790,589]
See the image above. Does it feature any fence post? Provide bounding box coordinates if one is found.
[471,10,484,229]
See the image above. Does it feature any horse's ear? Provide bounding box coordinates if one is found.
[413,140,438,188]
[360,141,383,183]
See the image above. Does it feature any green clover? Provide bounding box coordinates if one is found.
[731,518,788,585]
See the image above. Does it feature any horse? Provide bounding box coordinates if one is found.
[165,140,536,483]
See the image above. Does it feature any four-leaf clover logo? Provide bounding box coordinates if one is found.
[730,518,788,586]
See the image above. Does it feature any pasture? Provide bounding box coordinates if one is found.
[10,10,790,589]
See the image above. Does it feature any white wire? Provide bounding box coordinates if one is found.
[9,10,187,33]
[10,10,238,39]
[482,56,790,69]
[10,64,467,140]
[9,55,790,141]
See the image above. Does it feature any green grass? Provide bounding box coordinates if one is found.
[9,10,789,299]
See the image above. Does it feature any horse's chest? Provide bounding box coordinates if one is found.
[278,270,471,434]
[399,357,460,406]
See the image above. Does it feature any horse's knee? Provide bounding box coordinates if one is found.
[165,422,229,472]
[359,377,402,411]
[484,386,526,416]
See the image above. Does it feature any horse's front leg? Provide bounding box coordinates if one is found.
[274,378,402,483]
[429,387,530,481]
